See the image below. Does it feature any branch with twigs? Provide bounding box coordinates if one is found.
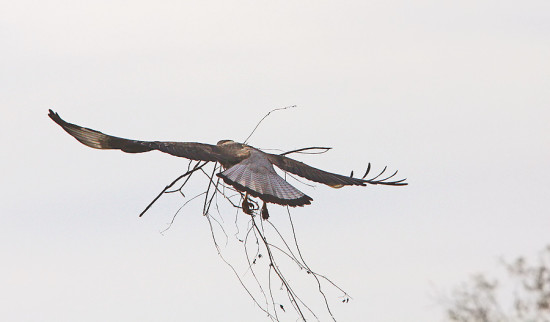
[148,160,350,321]
[138,106,358,321]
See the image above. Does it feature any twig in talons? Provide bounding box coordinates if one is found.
[155,164,352,321]
[144,107,362,321]
[242,193,254,215]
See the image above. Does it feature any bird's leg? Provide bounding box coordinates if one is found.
[261,202,269,220]
[242,192,254,215]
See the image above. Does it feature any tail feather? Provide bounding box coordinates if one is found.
[217,153,312,207]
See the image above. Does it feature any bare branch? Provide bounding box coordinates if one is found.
[244,105,296,144]
[139,161,209,217]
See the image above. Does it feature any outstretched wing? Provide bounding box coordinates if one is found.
[266,153,408,187]
[48,109,231,163]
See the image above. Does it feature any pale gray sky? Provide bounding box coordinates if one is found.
[1,0,549,321]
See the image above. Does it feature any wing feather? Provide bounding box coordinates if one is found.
[267,153,408,187]
[267,153,367,187]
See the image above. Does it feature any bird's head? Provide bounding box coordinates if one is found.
[217,139,235,146]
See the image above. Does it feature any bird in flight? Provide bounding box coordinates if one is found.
[49,110,407,213]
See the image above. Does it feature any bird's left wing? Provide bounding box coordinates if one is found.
[48,110,233,163]
[266,153,407,188]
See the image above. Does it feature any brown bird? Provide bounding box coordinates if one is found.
[48,110,407,209]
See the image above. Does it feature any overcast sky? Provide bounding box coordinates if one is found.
[1,0,549,321]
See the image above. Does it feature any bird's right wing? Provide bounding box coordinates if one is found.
[48,109,231,163]
[266,153,408,187]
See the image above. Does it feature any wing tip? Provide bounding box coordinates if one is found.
[48,109,63,125]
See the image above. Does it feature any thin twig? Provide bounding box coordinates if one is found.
[160,192,207,234]
[205,214,279,321]
[280,146,332,156]
[244,105,296,144]
[250,215,320,321]
[243,219,271,312]
[139,161,209,217]
[286,207,346,321]
[202,163,219,215]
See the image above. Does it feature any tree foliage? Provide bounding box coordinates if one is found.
[444,245,550,322]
